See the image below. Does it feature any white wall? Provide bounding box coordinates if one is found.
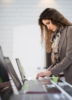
[13,25,45,78]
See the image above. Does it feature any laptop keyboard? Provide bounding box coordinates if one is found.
[22,80,47,92]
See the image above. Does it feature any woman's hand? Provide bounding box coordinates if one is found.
[36,70,52,79]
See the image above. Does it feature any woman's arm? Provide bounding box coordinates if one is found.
[47,64,53,70]
[50,26,72,76]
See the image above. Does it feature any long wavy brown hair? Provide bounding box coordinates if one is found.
[38,8,72,53]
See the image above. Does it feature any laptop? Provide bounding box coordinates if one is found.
[0,47,62,93]
[4,57,48,93]
[15,58,25,83]
[0,46,70,100]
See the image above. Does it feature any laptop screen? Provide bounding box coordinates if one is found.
[4,57,22,91]
[4,57,22,88]
[16,58,25,82]
[4,57,19,81]
[0,46,13,100]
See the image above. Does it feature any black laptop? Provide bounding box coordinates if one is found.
[4,57,48,93]
[3,57,52,93]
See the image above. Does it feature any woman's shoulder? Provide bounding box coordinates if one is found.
[67,25,72,31]
[63,26,72,32]
[66,26,72,37]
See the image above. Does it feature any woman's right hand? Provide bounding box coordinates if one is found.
[36,70,52,79]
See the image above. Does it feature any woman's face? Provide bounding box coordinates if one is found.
[42,19,58,32]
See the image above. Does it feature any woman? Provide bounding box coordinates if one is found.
[36,8,72,85]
